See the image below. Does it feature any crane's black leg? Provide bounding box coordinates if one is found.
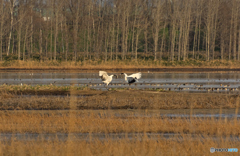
[105,84,108,91]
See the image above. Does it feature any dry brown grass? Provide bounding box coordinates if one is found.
[0,110,239,155]
[0,111,239,135]
[0,137,239,156]
[0,89,239,110]
[0,84,92,93]
[1,60,240,70]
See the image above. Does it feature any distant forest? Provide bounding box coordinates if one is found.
[0,0,240,62]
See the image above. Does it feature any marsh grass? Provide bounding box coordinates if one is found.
[0,84,91,92]
[0,110,239,155]
[1,85,239,155]
[0,88,239,110]
[0,136,239,156]
[0,111,239,135]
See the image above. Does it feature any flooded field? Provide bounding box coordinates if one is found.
[1,71,240,92]
[3,109,240,119]
[0,108,238,144]
[1,132,239,142]
[0,71,239,154]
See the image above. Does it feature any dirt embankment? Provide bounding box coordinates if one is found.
[0,90,239,110]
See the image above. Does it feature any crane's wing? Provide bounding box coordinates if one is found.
[127,77,137,83]
[99,71,108,81]
[128,72,141,79]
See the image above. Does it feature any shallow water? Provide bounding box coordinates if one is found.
[0,132,239,142]
[1,72,240,92]
[7,109,240,119]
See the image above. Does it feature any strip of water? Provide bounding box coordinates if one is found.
[4,109,240,119]
[1,72,240,92]
[0,132,239,142]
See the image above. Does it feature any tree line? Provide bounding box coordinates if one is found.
[0,0,239,62]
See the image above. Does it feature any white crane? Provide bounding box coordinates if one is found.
[99,71,117,86]
[121,72,142,84]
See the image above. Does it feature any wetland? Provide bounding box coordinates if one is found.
[0,70,239,155]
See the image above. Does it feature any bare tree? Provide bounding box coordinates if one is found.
[229,2,234,60]
[152,0,162,61]
[53,0,60,61]
[0,0,240,63]
[0,0,5,60]
[120,0,130,60]
[115,1,120,60]
[160,21,167,60]
[7,0,16,56]
[182,0,192,61]
[39,8,43,62]
[143,0,149,59]
[134,1,144,61]
[192,0,203,59]
[29,0,34,59]
[169,0,178,61]
[232,0,239,60]
[23,20,29,61]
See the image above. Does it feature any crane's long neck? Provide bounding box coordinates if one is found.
[123,73,128,81]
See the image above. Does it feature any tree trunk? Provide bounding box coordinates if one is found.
[178,19,183,61]
[229,8,234,60]
[64,16,68,62]
[221,34,224,61]
[61,15,64,58]
[233,1,238,60]
[17,22,22,60]
[39,9,42,62]
[238,28,240,60]
[54,3,58,61]
[7,0,15,56]
[160,22,166,61]
[0,0,4,61]
[23,24,29,61]
[116,12,120,60]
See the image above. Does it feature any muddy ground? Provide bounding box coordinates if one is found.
[1,90,239,110]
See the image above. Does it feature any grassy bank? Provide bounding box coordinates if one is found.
[1,60,240,70]
[0,85,239,110]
